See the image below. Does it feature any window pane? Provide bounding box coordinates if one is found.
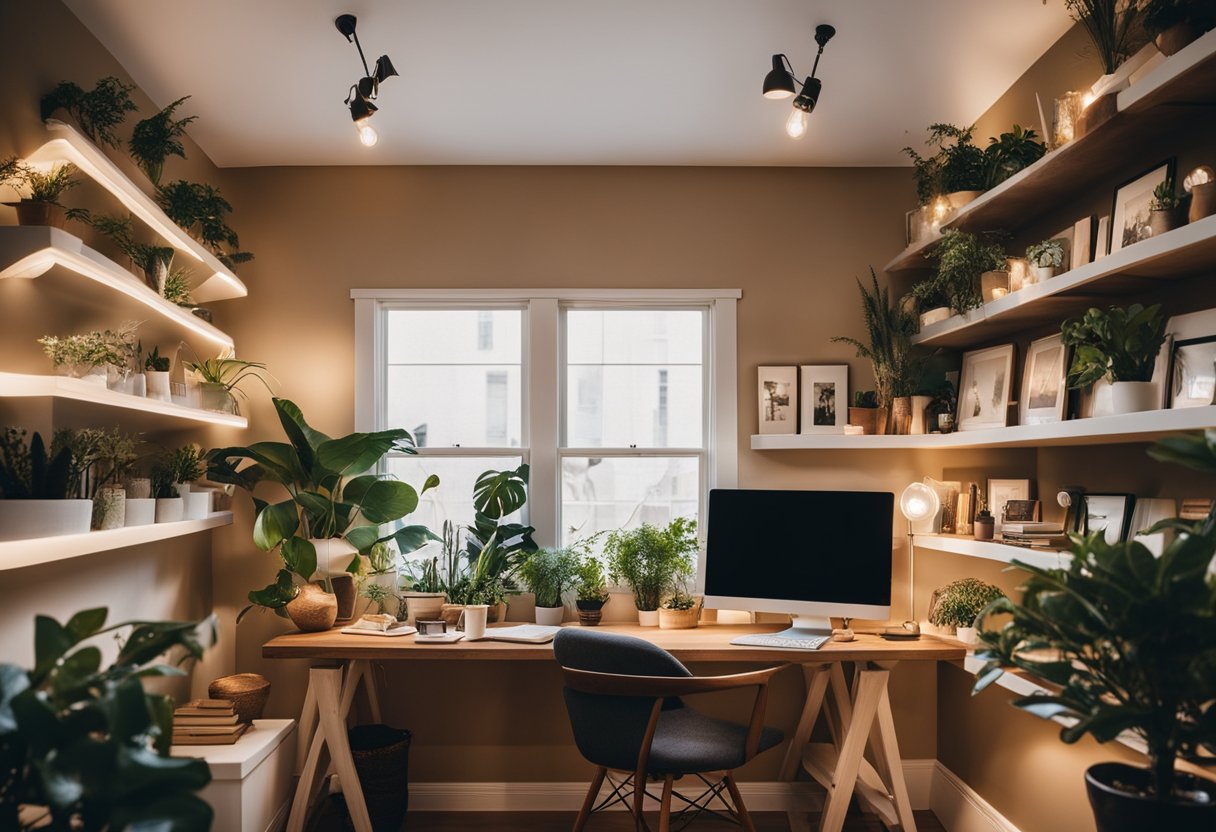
[385,455,525,562]
[385,309,522,447]
[565,310,703,448]
[561,456,699,546]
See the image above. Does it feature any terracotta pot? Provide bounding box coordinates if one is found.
[1149,208,1186,238]
[1155,22,1202,56]
[873,406,889,436]
[287,584,338,632]
[890,397,912,435]
[658,605,700,630]
[1189,182,1216,223]
[330,574,357,622]
[847,406,880,435]
[440,603,464,627]
[13,200,66,228]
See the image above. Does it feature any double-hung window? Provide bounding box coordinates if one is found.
[353,290,738,555]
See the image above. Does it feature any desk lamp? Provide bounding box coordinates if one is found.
[897,482,940,636]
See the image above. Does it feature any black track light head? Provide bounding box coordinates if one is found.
[793,77,822,113]
[374,55,399,83]
[349,95,378,123]
[762,54,797,100]
[336,12,396,146]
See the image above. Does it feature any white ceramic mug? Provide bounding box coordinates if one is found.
[460,605,489,640]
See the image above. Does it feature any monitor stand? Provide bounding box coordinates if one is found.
[767,615,833,643]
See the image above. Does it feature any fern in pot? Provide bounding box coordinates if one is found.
[517,544,581,625]
[1062,303,1167,415]
[1,162,79,228]
[605,517,697,626]
[574,553,611,625]
[927,578,1004,643]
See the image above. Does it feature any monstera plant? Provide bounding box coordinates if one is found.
[207,397,439,620]
[0,608,215,831]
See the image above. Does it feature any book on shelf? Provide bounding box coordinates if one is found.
[1181,499,1213,521]
[173,713,239,727]
[174,700,236,718]
[1001,533,1066,548]
[172,724,249,746]
[1001,521,1063,534]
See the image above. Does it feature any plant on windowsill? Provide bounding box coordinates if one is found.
[574,552,611,626]
[1061,303,1167,416]
[658,586,701,630]
[917,229,1006,319]
[128,95,197,186]
[605,517,698,626]
[972,432,1216,831]
[1026,239,1065,283]
[40,76,138,148]
[1149,178,1188,237]
[356,541,402,618]
[0,428,91,541]
[2,162,79,228]
[926,578,1004,644]
[206,397,438,629]
[0,607,216,832]
[517,544,581,625]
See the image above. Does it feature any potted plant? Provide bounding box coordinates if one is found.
[902,123,987,211]
[1062,303,1167,415]
[2,162,79,228]
[456,464,538,622]
[517,544,580,625]
[1142,0,1214,56]
[832,268,923,435]
[207,397,438,627]
[0,606,215,830]
[605,517,698,626]
[101,323,140,395]
[658,587,701,630]
[1026,239,1065,283]
[162,268,193,307]
[1149,177,1188,237]
[1066,0,1146,129]
[574,553,611,626]
[185,355,274,415]
[128,95,197,185]
[982,124,1047,188]
[40,76,138,148]
[78,428,139,530]
[37,329,111,384]
[918,230,1006,321]
[71,212,176,292]
[156,179,254,271]
[144,345,172,401]
[927,578,1004,643]
[0,428,91,541]
[402,520,458,625]
[847,390,882,436]
[358,541,402,618]
[151,444,204,523]
[973,433,1216,831]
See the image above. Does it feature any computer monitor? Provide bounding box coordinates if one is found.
[700,488,893,638]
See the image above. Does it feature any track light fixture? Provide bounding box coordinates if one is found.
[762,24,835,140]
[336,13,398,147]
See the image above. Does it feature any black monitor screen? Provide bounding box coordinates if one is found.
[703,489,893,609]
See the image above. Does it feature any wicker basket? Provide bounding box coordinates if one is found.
[208,673,271,725]
[348,724,411,832]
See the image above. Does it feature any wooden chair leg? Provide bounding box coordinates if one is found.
[658,775,674,832]
[724,773,757,832]
[573,766,607,832]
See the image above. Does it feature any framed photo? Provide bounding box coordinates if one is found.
[1004,499,1041,523]
[1094,215,1111,260]
[1084,493,1136,544]
[1020,333,1068,425]
[958,344,1015,431]
[988,478,1031,533]
[757,366,797,435]
[1049,224,1074,273]
[1073,215,1095,268]
[1111,159,1174,253]
[799,365,848,434]
[1157,307,1216,409]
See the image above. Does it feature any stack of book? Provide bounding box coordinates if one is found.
[172,699,248,746]
[1181,499,1214,521]
[1001,521,1067,548]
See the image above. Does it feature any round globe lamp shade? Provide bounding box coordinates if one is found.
[899,483,940,523]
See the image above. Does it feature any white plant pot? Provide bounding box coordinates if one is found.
[956,626,979,645]
[314,537,362,577]
[1028,265,1054,284]
[919,307,951,328]
[909,395,933,435]
[155,497,184,523]
[535,605,565,626]
[124,498,156,527]
[1111,381,1157,415]
[126,477,152,500]
[92,486,126,530]
[183,491,211,520]
[131,373,146,397]
[0,499,93,541]
[637,609,660,627]
[145,370,171,402]
[402,592,446,626]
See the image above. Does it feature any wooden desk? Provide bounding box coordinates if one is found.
[263,623,963,832]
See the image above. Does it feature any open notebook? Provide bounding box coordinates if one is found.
[472,625,561,644]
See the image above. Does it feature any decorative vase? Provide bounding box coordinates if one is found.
[286,583,338,632]
[199,382,236,414]
[955,626,979,645]
[918,307,951,329]
[847,406,880,436]
[331,574,357,623]
[126,477,152,499]
[0,499,93,541]
[576,599,606,626]
[1028,264,1054,284]
[488,601,507,623]
[106,367,137,395]
[92,485,126,530]
[1155,22,1202,56]
[534,605,564,626]
[13,200,66,228]
[1149,208,1185,238]
[637,609,660,627]
[208,673,271,725]
[145,370,172,402]
[1189,182,1216,223]
[154,496,184,523]
[1110,381,1157,415]
[182,490,211,521]
[401,592,445,626]
[1085,762,1216,832]
[891,396,912,435]
[658,605,700,630]
[909,395,933,435]
[945,190,982,212]
[123,498,156,527]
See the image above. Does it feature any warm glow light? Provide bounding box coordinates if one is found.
[785,108,809,139]
[931,195,952,223]
[900,482,941,522]
[1081,91,1096,110]
[1184,165,1214,191]
[356,119,378,147]
[764,88,795,101]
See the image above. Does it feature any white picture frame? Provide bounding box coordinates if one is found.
[1073,215,1094,268]
[1094,215,1111,260]
[757,366,797,435]
[799,365,848,434]
[958,344,1015,431]
[1111,160,1173,254]
[1020,334,1068,425]
[1085,493,1136,544]
[988,478,1031,533]
[1157,307,1216,409]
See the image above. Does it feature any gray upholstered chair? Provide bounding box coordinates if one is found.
[554,628,785,832]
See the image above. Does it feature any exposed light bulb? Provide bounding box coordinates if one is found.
[785,108,809,139]
[356,119,378,147]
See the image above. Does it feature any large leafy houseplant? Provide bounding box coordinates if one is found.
[605,517,698,612]
[918,230,1006,315]
[1061,303,1166,387]
[207,398,439,620]
[155,180,253,270]
[973,432,1216,817]
[902,123,986,204]
[831,268,924,407]
[982,125,1047,188]
[0,607,215,831]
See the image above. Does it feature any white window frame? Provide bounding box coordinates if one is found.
[352,288,739,547]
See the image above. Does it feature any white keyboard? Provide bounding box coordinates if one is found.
[731,633,829,651]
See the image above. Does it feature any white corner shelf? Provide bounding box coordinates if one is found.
[0,511,233,571]
[0,371,247,430]
[751,405,1216,450]
[913,213,1216,348]
[22,119,247,304]
[914,534,1069,570]
[0,225,234,350]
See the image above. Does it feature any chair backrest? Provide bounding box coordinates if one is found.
[553,629,691,772]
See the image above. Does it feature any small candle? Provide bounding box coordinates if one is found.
[1007,257,1029,292]
[991,287,1008,300]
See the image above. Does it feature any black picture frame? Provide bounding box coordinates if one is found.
[1082,493,1137,543]
[1110,158,1176,254]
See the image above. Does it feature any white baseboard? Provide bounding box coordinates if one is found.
[929,763,1023,832]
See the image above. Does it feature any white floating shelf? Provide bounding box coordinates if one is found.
[0,371,247,430]
[22,119,247,304]
[913,213,1216,348]
[914,534,1068,571]
[751,406,1216,450]
[0,226,234,350]
[0,511,233,571]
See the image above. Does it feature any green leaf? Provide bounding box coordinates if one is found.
[390,524,440,554]
[0,663,30,732]
[52,646,101,699]
[64,608,108,642]
[354,478,418,524]
[33,615,74,681]
[281,536,317,580]
[252,499,300,551]
[148,692,175,755]
[421,473,440,494]
[345,524,380,553]
[246,570,298,613]
[316,430,411,476]
[116,620,206,667]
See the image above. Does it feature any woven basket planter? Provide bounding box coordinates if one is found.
[348,724,411,832]
[208,673,271,725]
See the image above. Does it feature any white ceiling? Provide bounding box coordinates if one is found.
[64,0,1073,168]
